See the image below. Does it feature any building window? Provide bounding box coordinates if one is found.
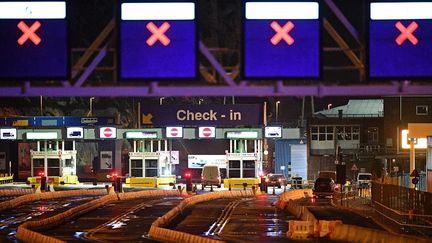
[367,127,378,144]
[336,126,344,140]
[416,105,428,115]
[352,126,360,140]
[335,125,360,141]
[311,125,334,141]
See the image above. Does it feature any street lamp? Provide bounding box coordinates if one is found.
[89,97,95,117]
[199,98,204,105]
[159,97,165,105]
[275,101,280,122]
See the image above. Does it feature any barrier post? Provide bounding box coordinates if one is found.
[273,184,276,195]
[243,183,248,191]
[40,176,47,191]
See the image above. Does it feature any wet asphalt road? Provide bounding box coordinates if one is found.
[0,196,100,242]
[40,196,183,242]
[170,194,297,243]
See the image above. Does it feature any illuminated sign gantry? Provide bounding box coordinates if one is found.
[119,1,197,79]
[243,1,320,78]
[369,1,432,78]
[0,1,68,79]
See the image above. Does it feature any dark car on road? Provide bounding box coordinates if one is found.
[266,174,287,188]
[312,177,336,198]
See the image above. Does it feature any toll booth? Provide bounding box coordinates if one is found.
[26,130,78,184]
[223,129,263,188]
[123,129,175,187]
[226,139,263,178]
[128,140,170,177]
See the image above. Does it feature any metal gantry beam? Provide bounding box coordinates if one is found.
[2,82,432,97]
[2,2,432,98]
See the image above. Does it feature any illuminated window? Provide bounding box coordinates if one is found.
[416,105,428,115]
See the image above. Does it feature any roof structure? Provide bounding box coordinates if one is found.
[315,99,384,118]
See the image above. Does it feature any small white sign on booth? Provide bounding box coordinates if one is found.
[265,126,282,138]
[67,127,84,139]
[100,151,113,169]
[0,128,16,140]
[166,127,183,138]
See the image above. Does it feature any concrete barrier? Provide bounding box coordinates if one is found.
[149,190,255,243]
[15,189,182,242]
[287,220,314,239]
[223,178,260,189]
[278,190,428,242]
[126,177,158,188]
[0,189,33,197]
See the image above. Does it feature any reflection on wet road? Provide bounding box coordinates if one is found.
[0,196,99,241]
[40,196,183,242]
[171,195,297,243]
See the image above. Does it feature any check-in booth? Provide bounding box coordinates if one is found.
[24,129,78,184]
[223,129,263,188]
[122,129,175,187]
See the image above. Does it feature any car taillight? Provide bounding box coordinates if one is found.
[38,171,45,176]
[217,176,221,180]
[278,178,282,182]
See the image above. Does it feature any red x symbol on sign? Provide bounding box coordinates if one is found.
[395,21,418,46]
[270,21,295,46]
[146,21,171,46]
[17,21,41,46]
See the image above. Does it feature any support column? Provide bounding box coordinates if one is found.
[426,141,432,192]
[240,158,243,178]
[44,140,48,177]
[410,139,415,188]
[168,139,172,176]
[60,141,64,176]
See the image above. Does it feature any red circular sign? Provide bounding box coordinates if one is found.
[170,127,178,137]
[103,128,113,138]
[203,127,212,137]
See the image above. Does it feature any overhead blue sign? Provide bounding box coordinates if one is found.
[119,1,197,80]
[0,1,68,79]
[243,1,320,79]
[141,105,263,126]
[369,1,432,78]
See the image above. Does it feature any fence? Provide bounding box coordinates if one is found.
[399,172,427,192]
[371,182,432,232]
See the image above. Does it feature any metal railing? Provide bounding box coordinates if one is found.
[371,182,432,235]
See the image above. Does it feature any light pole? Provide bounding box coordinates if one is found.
[198,98,203,105]
[275,101,280,122]
[89,97,95,117]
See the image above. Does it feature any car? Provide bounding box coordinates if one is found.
[266,174,287,188]
[201,165,221,189]
[312,177,336,198]
[357,172,372,188]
